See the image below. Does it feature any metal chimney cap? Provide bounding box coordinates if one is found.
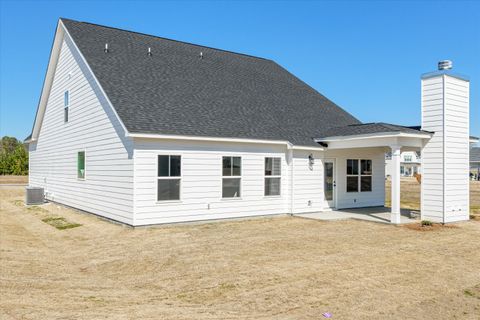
[438,60,452,70]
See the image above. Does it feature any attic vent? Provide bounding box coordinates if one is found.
[148,47,152,56]
[199,51,203,59]
[104,43,109,53]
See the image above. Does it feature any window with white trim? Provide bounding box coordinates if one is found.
[222,156,241,198]
[64,91,69,123]
[360,159,372,192]
[77,151,85,179]
[265,157,281,196]
[157,155,181,201]
[346,159,372,192]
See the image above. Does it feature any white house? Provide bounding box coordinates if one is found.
[385,151,422,177]
[25,19,478,226]
[471,147,480,180]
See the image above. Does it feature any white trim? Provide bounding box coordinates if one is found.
[77,149,86,180]
[221,156,242,199]
[315,131,432,142]
[156,154,182,202]
[264,156,282,197]
[29,20,130,142]
[60,20,130,136]
[442,74,446,224]
[128,132,325,150]
[324,158,336,209]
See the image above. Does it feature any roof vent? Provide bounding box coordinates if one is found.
[438,60,452,70]
[199,51,203,59]
[104,43,109,53]
[148,47,152,56]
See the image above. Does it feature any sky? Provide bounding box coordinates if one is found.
[1,0,479,143]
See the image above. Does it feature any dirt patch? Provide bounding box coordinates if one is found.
[404,222,459,232]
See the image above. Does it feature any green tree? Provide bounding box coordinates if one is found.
[0,136,28,175]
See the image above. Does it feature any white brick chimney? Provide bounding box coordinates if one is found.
[421,61,470,223]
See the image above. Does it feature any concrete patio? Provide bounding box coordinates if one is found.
[295,207,419,224]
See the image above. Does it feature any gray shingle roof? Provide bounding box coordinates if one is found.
[471,147,480,163]
[61,18,361,147]
[315,123,431,140]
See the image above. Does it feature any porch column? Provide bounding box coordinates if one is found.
[390,145,401,224]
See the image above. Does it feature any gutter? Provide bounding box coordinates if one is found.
[126,132,325,151]
[314,131,433,143]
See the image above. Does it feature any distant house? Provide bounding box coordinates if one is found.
[385,151,421,177]
[386,141,479,178]
[471,147,480,180]
[25,19,478,225]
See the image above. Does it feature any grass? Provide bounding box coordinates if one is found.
[421,220,433,226]
[2,185,480,319]
[41,216,82,230]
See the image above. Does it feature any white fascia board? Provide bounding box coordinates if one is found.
[30,22,65,141]
[60,20,129,136]
[29,19,130,142]
[291,145,324,151]
[314,131,432,143]
[127,132,324,150]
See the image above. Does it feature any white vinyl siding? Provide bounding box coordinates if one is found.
[28,35,134,225]
[133,139,287,225]
[421,74,470,222]
[291,150,323,213]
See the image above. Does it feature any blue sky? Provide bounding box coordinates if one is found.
[1,1,479,141]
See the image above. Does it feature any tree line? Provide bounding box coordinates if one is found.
[0,136,28,175]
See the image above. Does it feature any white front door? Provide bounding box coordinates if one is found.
[324,159,336,208]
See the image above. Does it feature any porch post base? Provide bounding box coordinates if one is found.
[390,212,401,224]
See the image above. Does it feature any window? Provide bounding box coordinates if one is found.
[64,91,69,123]
[222,156,241,198]
[360,160,372,192]
[346,159,372,192]
[346,159,359,192]
[400,166,405,175]
[404,155,412,162]
[157,155,181,201]
[265,157,281,196]
[77,151,85,179]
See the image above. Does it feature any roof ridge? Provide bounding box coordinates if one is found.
[60,17,272,62]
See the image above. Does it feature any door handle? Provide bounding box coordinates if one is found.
[333,181,336,187]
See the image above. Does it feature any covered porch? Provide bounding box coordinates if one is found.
[315,123,432,224]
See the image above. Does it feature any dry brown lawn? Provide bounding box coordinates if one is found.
[0,175,28,185]
[1,184,480,319]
